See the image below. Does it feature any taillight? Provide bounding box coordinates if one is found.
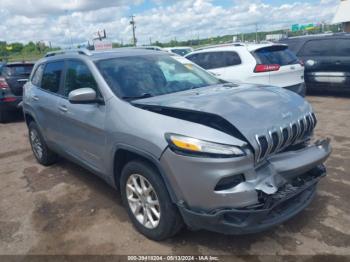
[254,64,280,73]
[0,78,9,90]
[1,97,16,102]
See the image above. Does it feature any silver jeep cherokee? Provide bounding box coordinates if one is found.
[23,48,331,240]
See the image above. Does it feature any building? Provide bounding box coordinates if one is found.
[265,34,287,42]
[333,0,350,32]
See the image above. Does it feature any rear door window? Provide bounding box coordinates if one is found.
[253,46,298,66]
[41,61,64,93]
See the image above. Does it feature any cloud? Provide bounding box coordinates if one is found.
[0,0,338,46]
[0,0,142,16]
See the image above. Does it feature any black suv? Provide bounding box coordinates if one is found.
[0,62,34,122]
[280,34,350,93]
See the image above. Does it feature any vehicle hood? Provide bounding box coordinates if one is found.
[132,84,313,146]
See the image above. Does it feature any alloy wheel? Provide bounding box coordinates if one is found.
[126,174,161,229]
[30,129,43,160]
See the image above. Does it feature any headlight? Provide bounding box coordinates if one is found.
[165,133,245,158]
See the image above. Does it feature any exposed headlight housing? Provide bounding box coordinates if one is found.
[165,133,245,158]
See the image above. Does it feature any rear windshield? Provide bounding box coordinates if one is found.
[3,64,34,76]
[253,46,298,66]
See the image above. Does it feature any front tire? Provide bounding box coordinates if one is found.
[28,122,58,166]
[121,160,183,240]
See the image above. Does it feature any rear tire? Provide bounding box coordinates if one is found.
[120,160,183,240]
[28,122,58,166]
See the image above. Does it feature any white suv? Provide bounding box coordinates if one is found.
[185,43,306,96]
[164,47,194,57]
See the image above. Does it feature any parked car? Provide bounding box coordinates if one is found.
[185,43,306,96]
[164,47,194,56]
[280,33,350,93]
[0,62,34,122]
[23,48,331,240]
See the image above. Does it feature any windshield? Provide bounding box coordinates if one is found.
[171,48,192,56]
[96,55,221,100]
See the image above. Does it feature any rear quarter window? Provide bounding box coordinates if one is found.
[253,46,298,66]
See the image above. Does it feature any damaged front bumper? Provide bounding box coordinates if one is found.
[178,165,325,234]
[160,139,331,234]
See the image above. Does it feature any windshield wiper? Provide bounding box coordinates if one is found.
[122,93,153,101]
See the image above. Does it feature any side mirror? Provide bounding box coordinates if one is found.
[68,88,102,104]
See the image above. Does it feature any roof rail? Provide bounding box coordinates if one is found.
[194,43,245,52]
[45,48,92,58]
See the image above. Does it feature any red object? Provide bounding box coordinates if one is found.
[299,60,305,67]
[0,77,9,89]
[254,64,280,73]
[1,97,16,102]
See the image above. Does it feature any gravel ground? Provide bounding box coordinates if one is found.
[0,95,349,259]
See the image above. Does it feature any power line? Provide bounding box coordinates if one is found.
[130,15,137,46]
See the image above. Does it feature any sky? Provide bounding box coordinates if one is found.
[0,0,339,46]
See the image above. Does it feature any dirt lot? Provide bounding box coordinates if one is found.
[0,95,349,258]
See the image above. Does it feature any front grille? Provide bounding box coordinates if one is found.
[282,128,289,145]
[270,132,279,153]
[257,136,269,159]
[255,112,317,163]
[311,113,317,127]
[299,119,305,139]
[291,123,298,144]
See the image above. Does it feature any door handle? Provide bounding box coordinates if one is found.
[32,95,39,101]
[58,105,68,113]
[335,61,341,65]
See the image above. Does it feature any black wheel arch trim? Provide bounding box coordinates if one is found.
[113,144,179,204]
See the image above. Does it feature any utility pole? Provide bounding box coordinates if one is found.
[255,23,259,43]
[130,15,137,46]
